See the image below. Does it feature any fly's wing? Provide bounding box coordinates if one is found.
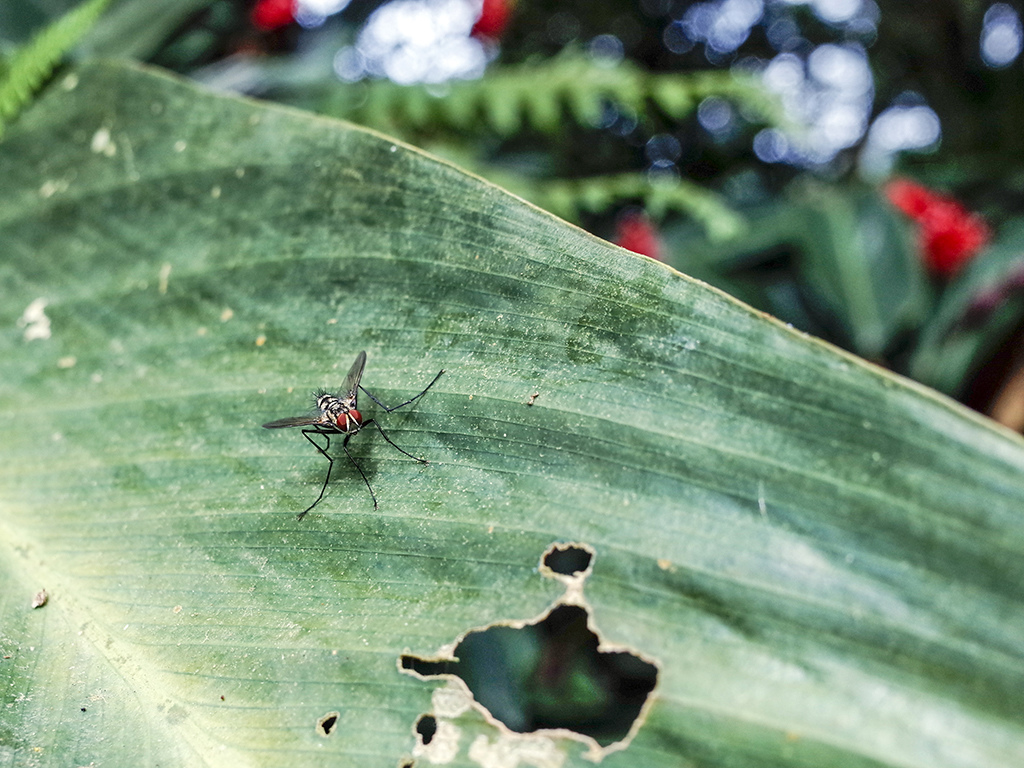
[262,415,324,429]
[263,351,366,428]
[343,350,367,402]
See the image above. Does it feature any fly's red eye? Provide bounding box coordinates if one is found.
[337,410,362,430]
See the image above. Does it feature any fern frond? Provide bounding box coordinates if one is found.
[339,51,785,139]
[540,172,745,242]
[0,0,111,138]
[333,52,763,239]
[416,140,743,241]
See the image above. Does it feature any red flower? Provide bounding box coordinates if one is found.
[471,0,513,40]
[885,178,990,277]
[251,0,296,31]
[614,211,664,262]
[884,178,935,218]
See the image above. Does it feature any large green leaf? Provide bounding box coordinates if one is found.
[2,61,1023,767]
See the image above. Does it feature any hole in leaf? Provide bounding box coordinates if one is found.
[404,604,657,747]
[543,543,593,575]
[317,711,340,737]
[401,654,444,676]
[415,714,437,745]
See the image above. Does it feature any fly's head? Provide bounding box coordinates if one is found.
[315,390,362,433]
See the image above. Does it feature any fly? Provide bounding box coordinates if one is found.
[263,351,444,519]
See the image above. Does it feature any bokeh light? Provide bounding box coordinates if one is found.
[589,33,625,64]
[980,3,1022,69]
[332,0,487,84]
[295,0,352,28]
[757,43,875,165]
[679,0,764,56]
[860,97,941,176]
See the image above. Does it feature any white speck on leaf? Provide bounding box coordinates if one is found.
[158,263,172,295]
[91,128,110,153]
[39,178,69,198]
[18,298,51,340]
[90,127,114,155]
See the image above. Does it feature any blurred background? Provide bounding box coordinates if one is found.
[4,0,1024,427]
[7,0,1024,429]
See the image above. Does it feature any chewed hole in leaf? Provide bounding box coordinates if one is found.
[401,654,436,675]
[316,710,339,737]
[415,714,437,745]
[402,604,657,748]
[542,543,593,576]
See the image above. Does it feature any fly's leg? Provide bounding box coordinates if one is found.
[340,432,378,510]
[359,369,444,413]
[299,429,334,520]
[363,418,429,464]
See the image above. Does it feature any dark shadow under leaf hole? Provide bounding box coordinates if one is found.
[316,710,339,737]
[401,604,657,746]
[416,714,437,745]
[543,544,593,575]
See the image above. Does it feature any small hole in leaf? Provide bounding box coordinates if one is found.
[401,654,454,676]
[543,543,593,575]
[317,711,340,737]
[405,604,657,747]
[415,714,437,745]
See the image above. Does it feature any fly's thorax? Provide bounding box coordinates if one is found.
[315,393,341,413]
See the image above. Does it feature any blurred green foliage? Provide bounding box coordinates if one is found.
[0,0,110,136]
